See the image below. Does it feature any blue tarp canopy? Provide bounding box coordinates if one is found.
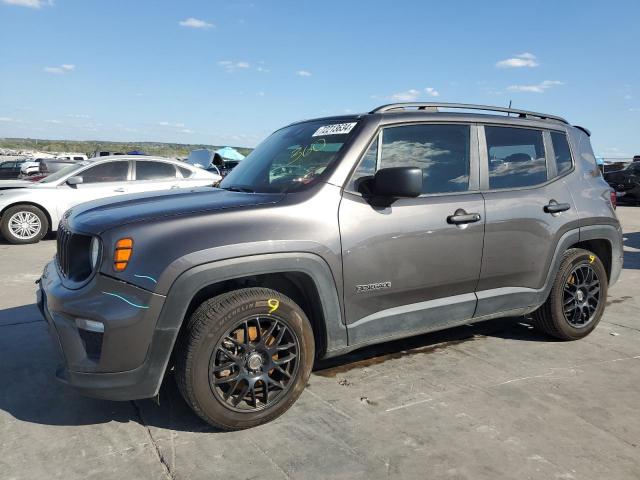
[216,146,245,161]
[127,150,147,155]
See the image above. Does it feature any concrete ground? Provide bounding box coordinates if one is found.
[1,208,639,480]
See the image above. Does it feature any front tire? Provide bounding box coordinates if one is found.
[0,204,49,244]
[533,248,608,340]
[175,287,315,430]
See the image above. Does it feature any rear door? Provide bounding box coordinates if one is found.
[128,160,181,194]
[339,123,485,344]
[475,125,579,316]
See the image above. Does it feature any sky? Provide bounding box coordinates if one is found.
[0,0,639,157]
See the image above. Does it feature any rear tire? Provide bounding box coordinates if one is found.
[532,248,608,340]
[0,204,48,244]
[175,287,315,430]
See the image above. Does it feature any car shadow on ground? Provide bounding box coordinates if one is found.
[0,310,551,434]
[622,231,640,270]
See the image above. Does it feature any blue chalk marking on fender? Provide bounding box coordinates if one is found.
[102,291,150,309]
[133,274,158,284]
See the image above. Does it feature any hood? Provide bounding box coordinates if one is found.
[68,187,285,234]
[0,180,34,190]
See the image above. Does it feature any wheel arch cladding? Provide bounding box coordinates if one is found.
[179,271,328,359]
[568,238,612,281]
[157,253,347,378]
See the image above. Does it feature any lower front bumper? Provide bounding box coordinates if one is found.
[37,261,174,400]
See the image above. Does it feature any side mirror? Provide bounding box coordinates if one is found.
[66,176,83,186]
[371,167,422,198]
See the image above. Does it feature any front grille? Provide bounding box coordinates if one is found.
[57,223,72,277]
[56,222,93,282]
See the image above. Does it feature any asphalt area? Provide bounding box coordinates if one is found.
[1,207,639,480]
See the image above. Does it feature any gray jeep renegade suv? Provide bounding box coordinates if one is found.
[37,103,623,430]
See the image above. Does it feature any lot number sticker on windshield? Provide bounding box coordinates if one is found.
[312,122,357,137]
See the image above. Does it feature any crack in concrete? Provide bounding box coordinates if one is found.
[602,320,640,333]
[131,401,176,480]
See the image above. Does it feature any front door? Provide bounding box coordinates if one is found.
[56,160,132,219]
[339,123,485,345]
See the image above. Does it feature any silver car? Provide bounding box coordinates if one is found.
[0,155,221,244]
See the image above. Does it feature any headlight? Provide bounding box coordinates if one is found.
[90,237,101,269]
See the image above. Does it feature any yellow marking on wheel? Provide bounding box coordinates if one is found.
[268,298,280,314]
[589,255,595,264]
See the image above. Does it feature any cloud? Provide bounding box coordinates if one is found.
[44,64,75,75]
[391,89,421,101]
[385,87,440,102]
[424,87,440,97]
[507,80,564,93]
[179,17,214,29]
[0,117,15,122]
[158,121,185,128]
[180,129,194,134]
[218,60,251,72]
[296,70,312,77]
[45,119,61,124]
[630,108,640,112]
[66,113,90,119]
[496,53,539,68]
[2,0,53,8]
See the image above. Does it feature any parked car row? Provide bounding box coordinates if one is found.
[604,161,640,204]
[0,155,221,244]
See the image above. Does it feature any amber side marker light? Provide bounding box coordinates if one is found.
[114,238,133,271]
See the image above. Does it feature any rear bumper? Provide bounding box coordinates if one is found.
[37,260,172,400]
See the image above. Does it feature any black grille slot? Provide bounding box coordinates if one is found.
[56,223,93,282]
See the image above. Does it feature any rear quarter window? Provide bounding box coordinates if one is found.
[550,131,573,175]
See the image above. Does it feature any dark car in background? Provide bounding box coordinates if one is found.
[218,160,240,177]
[604,161,640,204]
[0,159,26,179]
[39,156,82,175]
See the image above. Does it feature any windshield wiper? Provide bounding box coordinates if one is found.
[222,185,255,193]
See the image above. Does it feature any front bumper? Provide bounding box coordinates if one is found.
[37,260,173,400]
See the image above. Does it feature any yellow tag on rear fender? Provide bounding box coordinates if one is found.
[589,255,595,264]
[267,299,280,314]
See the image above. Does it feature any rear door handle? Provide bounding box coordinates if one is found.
[544,202,570,214]
[447,210,482,225]
[170,185,180,189]
[113,187,126,193]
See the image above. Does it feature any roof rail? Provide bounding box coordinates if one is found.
[370,102,569,124]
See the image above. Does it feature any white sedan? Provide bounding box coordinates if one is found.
[0,155,221,244]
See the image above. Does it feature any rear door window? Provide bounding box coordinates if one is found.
[485,126,547,189]
[550,131,573,175]
[135,161,177,181]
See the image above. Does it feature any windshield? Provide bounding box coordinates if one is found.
[38,162,87,184]
[219,119,359,193]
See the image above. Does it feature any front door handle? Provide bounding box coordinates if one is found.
[170,185,180,189]
[447,209,482,225]
[113,187,126,193]
[544,201,570,214]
